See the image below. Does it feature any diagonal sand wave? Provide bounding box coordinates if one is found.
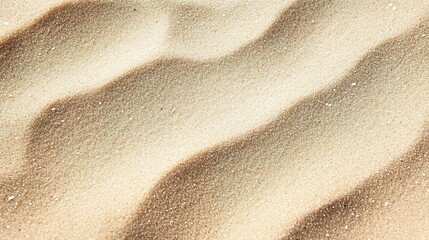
[119,18,429,240]
[0,0,429,239]
[284,126,429,240]
[0,0,293,176]
[1,0,426,177]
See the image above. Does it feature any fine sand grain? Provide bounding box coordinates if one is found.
[1,0,429,239]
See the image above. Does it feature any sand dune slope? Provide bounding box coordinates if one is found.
[1,0,429,239]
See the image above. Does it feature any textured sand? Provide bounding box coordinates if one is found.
[1,0,429,239]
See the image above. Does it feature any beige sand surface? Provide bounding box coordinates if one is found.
[1,0,429,239]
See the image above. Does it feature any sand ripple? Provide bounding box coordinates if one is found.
[1,0,429,239]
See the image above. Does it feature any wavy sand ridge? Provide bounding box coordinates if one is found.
[121,19,429,239]
[285,127,429,240]
[1,0,429,239]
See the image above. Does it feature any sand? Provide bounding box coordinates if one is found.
[1,0,429,239]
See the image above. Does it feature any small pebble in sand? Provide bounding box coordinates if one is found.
[388,3,397,10]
